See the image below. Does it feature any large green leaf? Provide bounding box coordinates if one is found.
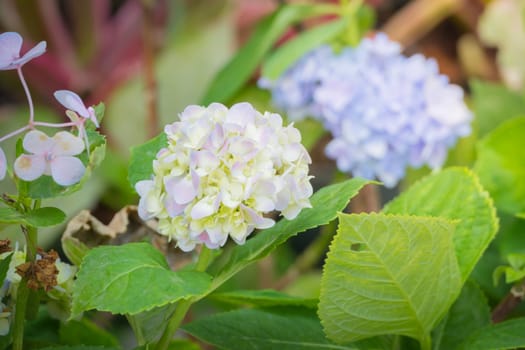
[39,347,119,350]
[470,79,525,137]
[210,289,317,308]
[432,281,491,350]
[183,306,357,350]
[383,167,498,282]
[474,117,525,215]
[207,178,371,293]
[71,243,211,317]
[128,133,167,188]
[457,318,525,350]
[318,213,461,347]
[200,3,339,104]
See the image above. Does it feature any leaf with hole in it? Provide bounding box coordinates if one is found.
[183,306,358,350]
[383,167,498,282]
[128,132,167,188]
[474,117,525,215]
[200,3,339,104]
[71,242,211,318]
[457,318,525,350]
[207,178,372,294]
[319,213,461,347]
[432,281,491,350]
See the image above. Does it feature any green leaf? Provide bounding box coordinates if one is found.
[318,213,461,346]
[24,130,106,199]
[383,167,498,282]
[128,133,167,188]
[474,117,525,215]
[39,346,120,350]
[493,253,525,285]
[183,306,358,350]
[0,253,13,285]
[457,318,525,350]
[0,206,65,227]
[207,178,371,293]
[200,3,339,104]
[59,319,119,347]
[26,207,66,227]
[0,207,26,225]
[129,304,177,344]
[71,242,211,317]
[210,289,317,308]
[262,18,346,80]
[470,79,525,137]
[432,281,491,350]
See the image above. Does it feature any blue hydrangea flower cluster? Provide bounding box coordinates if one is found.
[259,33,472,187]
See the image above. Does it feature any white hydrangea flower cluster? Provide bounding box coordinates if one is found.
[136,102,313,252]
[260,33,473,187]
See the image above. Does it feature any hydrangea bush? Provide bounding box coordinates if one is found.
[260,34,472,187]
[1,1,525,350]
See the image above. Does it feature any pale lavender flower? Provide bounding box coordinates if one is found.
[136,102,313,252]
[14,130,85,186]
[54,90,99,128]
[260,33,473,187]
[0,32,46,70]
[0,147,6,180]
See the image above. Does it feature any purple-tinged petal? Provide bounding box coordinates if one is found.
[0,148,6,180]
[53,90,90,118]
[135,180,154,197]
[241,205,274,229]
[14,154,46,181]
[52,131,85,156]
[23,130,53,155]
[50,156,85,186]
[0,32,22,69]
[13,41,46,67]
[164,176,196,205]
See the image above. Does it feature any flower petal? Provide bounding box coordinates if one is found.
[0,147,6,180]
[14,154,46,181]
[23,130,53,155]
[13,41,46,67]
[52,131,85,156]
[0,32,22,69]
[53,90,90,118]
[50,156,85,186]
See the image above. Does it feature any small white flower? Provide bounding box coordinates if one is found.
[14,130,85,186]
[136,103,313,251]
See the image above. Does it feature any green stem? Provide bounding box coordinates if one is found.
[12,224,38,350]
[154,246,213,350]
[420,334,432,350]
